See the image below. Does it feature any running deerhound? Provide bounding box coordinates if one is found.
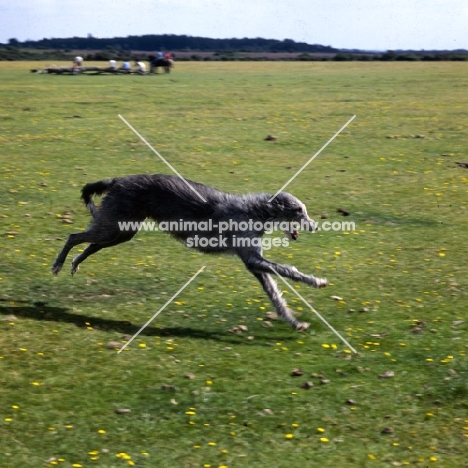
[52,174,328,330]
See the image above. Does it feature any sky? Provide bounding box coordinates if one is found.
[0,0,467,51]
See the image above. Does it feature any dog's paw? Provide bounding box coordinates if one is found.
[71,256,80,275]
[315,277,328,288]
[295,322,310,332]
[304,275,328,288]
[51,263,62,276]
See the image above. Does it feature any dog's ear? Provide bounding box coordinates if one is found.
[268,193,289,211]
[267,199,288,218]
[269,193,304,213]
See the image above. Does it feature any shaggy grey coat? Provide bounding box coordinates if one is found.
[52,174,327,330]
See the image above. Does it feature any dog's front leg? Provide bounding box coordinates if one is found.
[237,246,327,288]
[252,272,309,330]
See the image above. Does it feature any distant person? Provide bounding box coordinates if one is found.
[157,51,163,59]
[73,56,83,74]
[165,53,174,73]
[135,60,146,74]
[121,60,131,72]
[109,60,117,70]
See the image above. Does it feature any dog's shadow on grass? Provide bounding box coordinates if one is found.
[0,300,293,345]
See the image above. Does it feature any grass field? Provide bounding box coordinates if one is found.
[1,61,468,467]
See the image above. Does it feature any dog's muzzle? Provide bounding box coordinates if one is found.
[283,218,317,240]
[284,229,300,241]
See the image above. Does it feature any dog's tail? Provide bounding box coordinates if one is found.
[81,179,116,218]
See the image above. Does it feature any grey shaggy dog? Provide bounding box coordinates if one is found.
[52,174,328,330]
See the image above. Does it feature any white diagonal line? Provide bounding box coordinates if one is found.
[268,115,356,202]
[269,266,357,353]
[117,266,206,354]
[118,114,208,203]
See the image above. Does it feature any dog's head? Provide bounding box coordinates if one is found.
[268,192,317,240]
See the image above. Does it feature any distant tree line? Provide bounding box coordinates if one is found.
[0,47,71,61]
[330,50,468,61]
[2,34,337,53]
[1,35,467,61]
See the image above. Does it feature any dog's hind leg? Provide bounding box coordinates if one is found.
[71,243,104,275]
[70,231,137,275]
[252,272,309,331]
[52,231,98,276]
[52,224,139,276]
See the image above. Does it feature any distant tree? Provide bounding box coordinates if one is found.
[381,50,397,61]
[333,53,354,61]
[395,53,419,61]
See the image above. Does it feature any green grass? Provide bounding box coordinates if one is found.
[1,61,468,467]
